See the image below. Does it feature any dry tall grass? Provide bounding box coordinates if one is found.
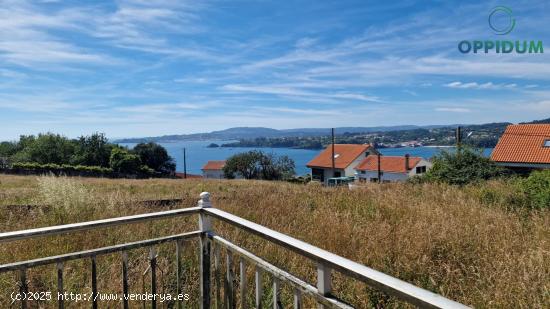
[0,175,548,308]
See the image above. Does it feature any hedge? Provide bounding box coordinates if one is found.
[4,162,161,179]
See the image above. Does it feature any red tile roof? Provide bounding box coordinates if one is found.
[306,144,374,169]
[491,124,550,164]
[202,160,226,170]
[355,155,422,173]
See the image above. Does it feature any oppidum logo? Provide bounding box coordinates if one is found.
[458,6,543,54]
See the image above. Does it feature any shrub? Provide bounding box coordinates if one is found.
[518,170,550,210]
[423,147,504,185]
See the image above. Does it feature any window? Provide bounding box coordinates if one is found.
[416,166,427,174]
[370,178,378,183]
[544,140,550,147]
[334,171,341,177]
[333,153,340,159]
[312,168,324,182]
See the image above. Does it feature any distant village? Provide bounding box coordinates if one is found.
[198,123,550,185]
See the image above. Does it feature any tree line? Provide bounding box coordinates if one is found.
[0,133,175,177]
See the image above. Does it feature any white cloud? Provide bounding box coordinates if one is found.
[221,84,380,102]
[435,107,471,113]
[443,81,517,90]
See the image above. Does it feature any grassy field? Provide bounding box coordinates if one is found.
[0,174,548,308]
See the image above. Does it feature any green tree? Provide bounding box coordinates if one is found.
[109,148,141,174]
[223,151,262,179]
[13,133,76,165]
[132,142,175,175]
[223,150,295,180]
[423,147,503,185]
[71,133,113,167]
[0,141,19,157]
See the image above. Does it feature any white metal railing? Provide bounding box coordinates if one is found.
[0,192,469,309]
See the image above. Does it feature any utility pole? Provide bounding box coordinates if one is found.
[456,126,462,148]
[183,148,187,179]
[377,153,381,183]
[331,128,335,178]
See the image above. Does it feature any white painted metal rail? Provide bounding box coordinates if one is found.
[0,192,469,309]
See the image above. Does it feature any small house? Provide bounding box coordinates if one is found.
[201,160,226,179]
[491,124,550,172]
[306,144,377,184]
[355,154,431,182]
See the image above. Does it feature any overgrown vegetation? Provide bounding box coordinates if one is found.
[0,133,175,177]
[0,175,547,308]
[518,170,550,210]
[418,147,505,185]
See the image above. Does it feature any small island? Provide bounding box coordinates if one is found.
[207,143,220,148]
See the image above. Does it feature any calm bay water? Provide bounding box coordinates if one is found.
[119,140,493,176]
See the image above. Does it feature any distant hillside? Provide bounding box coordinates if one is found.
[523,117,550,124]
[221,122,512,149]
[114,118,548,144]
[114,124,459,143]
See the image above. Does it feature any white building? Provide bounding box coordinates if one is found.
[355,154,432,182]
[306,144,378,185]
[201,160,226,179]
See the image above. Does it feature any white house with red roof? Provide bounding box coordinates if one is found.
[201,160,227,179]
[306,144,378,184]
[355,154,431,182]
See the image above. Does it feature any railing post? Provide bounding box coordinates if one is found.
[255,267,263,309]
[19,268,28,309]
[56,262,64,309]
[272,278,280,309]
[91,256,98,309]
[316,263,332,309]
[214,244,222,309]
[121,252,129,309]
[199,192,213,309]
[175,240,184,309]
[226,250,235,309]
[239,258,247,309]
[149,247,157,309]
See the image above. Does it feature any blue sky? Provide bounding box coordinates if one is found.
[0,0,549,140]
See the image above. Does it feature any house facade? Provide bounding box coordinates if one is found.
[355,154,432,182]
[306,144,378,185]
[491,124,550,172]
[201,160,226,179]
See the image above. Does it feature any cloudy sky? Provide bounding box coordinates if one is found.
[0,0,549,140]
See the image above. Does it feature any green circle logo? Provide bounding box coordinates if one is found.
[488,6,515,35]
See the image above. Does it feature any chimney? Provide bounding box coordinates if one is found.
[405,154,410,171]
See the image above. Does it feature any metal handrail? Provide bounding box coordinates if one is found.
[0,206,201,243]
[0,231,200,273]
[204,206,469,309]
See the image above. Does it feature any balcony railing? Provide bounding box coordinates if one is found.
[0,192,469,309]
